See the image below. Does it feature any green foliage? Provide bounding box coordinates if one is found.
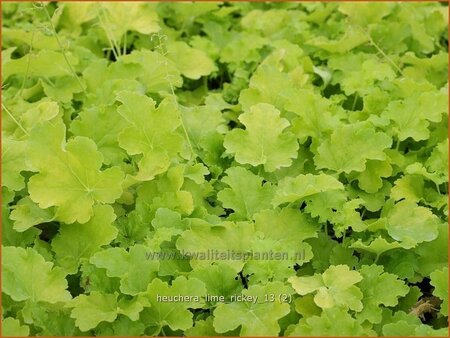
[224,103,299,172]
[213,282,292,336]
[2,1,448,336]
[2,246,71,304]
[2,317,30,337]
[26,120,124,224]
[430,267,449,316]
[217,166,274,219]
[289,265,364,311]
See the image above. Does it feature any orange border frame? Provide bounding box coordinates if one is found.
[0,1,448,338]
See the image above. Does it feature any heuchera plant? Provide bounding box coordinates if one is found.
[1,2,448,337]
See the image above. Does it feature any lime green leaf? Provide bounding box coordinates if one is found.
[224,103,298,172]
[2,188,40,248]
[351,236,402,258]
[177,219,254,270]
[80,261,120,294]
[356,160,392,193]
[27,120,124,224]
[430,267,448,316]
[2,317,30,337]
[10,197,55,232]
[2,246,71,304]
[253,208,317,245]
[289,265,363,311]
[70,105,128,165]
[167,41,216,79]
[293,294,322,318]
[3,100,60,138]
[59,2,98,29]
[117,297,145,320]
[2,3,448,336]
[303,190,347,223]
[180,104,225,170]
[3,50,79,80]
[2,137,28,191]
[142,277,206,333]
[414,223,448,277]
[315,123,392,173]
[135,165,195,217]
[3,27,61,50]
[90,244,159,295]
[244,238,312,284]
[307,26,369,53]
[51,205,117,274]
[238,42,311,110]
[329,245,358,268]
[391,175,425,202]
[189,263,242,302]
[426,139,448,183]
[116,91,184,181]
[273,173,344,207]
[41,76,84,103]
[284,89,340,143]
[184,163,209,184]
[382,320,416,336]
[386,200,440,248]
[120,50,182,93]
[220,32,266,65]
[338,2,393,26]
[288,308,374,336]
[357,265,409,323]
[217,167,274,220]
[95,316,145,336]
[331,198,367,235]
[414,326,449,337]
[383,91,447,141]
[213,282,292,336]
[405,162,447,185]
[67,292,118,331]
[22,302,81,336]
[81,59,146,106]
[247,208,316,282]
[380,311,424,336]
[328,54,396,95]
[100,3,159,40]
[185,317,229,337]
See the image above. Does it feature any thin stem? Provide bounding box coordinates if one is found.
[203,75,208,91]
[42,76,55,87]
[155,33,197,162]
[435,182,441,195]
[374,253,380,264]
[99,6,122,57]
[105,48,111,61]
[2,103,29,136]
[122,31,127,56]
[17,29,36,98]
[40,2,86,94]
[366,33,403,75]
[98,11,119,60]
[354,24,403,75]
[351,93,358,111]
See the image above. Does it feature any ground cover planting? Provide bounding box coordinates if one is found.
[1,1,449,336]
